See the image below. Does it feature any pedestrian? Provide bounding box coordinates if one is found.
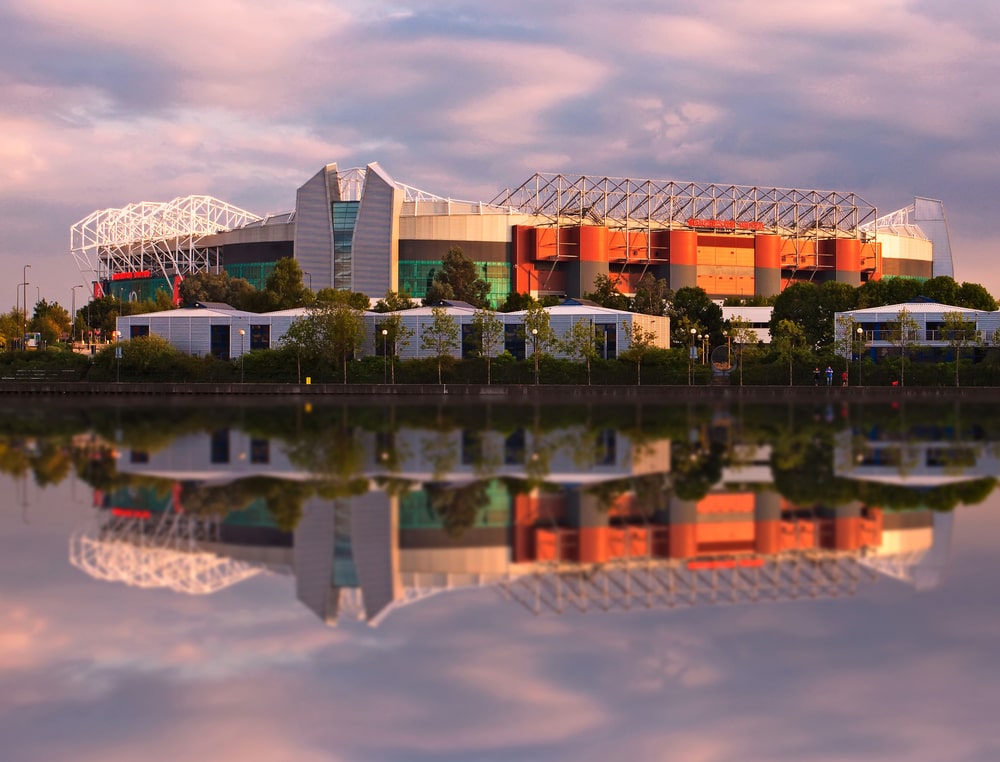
[841,370,848,387]
[825,366,833,386]
[813,367,820,386]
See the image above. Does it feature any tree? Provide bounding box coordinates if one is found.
[941,311,981,387]
[888,306,920,387]
[621,321,658,385]
[523,302,555,384]
[30,299,71,345]
[178,270,255,309]
[586,274,630,311]
[315,288,369,310]
[632,273,672,316]
[377,313,413,384]
[471,308,505,384]
[769,281,852,350]
[834,314,860,378]
[561,318,600,385]
[957,281,998,311]
[282,300,365,383]
[265,257,312,310]
[671,286,722,346]
[421,306,459,383]
[424,247,490,307]
[726,317,758,387]
[773,319,806,386]
[373,289,416,313]
[499,292,535,312]
[921,276,961,306]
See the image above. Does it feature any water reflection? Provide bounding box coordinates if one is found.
[0,400,986,630]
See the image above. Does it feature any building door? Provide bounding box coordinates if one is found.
[210,325,230,360]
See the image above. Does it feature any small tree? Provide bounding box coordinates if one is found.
[621,321,657,385]
[281,314,322,383]
[561,318,601,385]
[424,247,490,307]
[941,311,980,387]
[888,307,920,387]
[320,302,366,383]
[773,319,806,386]
[421,306,459,384]
[632,273,672,316]
[523,302,555,384]
[586,274,630,311]
[471,308,504,384]
[373,289,416,313]
[727,317,757,387]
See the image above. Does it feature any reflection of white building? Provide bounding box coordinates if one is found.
[115,425,671,488]
[834,430,1000,486]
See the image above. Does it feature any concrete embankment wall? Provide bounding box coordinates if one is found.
[1,382,999,403]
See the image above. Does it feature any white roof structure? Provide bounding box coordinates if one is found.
[71,195,264,288]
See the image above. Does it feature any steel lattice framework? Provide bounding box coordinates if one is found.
[491,174,877,238]
[69,511,262,595]
[499,552,877,616]
[70,195,263,285]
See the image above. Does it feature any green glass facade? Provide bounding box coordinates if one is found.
[332,201,360,291]
[399,480,512,529]
[225,262,278,290]
[397,260,512,307]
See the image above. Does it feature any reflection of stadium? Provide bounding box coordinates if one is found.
[72,427,949,627]
[71,163,952,305]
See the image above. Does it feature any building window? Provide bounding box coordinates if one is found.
[461,324,478,359]
[596,323,616,359]
[250,324,270,350]
[130,325,149,339]
[211,429,230,464]
[129,450,149,464]
[504,325,526,360]
[210,325,230,360]
[250,438,270,464]
[594,429,616,466]
[505,429,526,465]
[462,430,482,465]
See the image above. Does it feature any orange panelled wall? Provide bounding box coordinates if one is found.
[697,494,755,513]
[696,271,754,296]
[754,234,782,269]
[834,238,861,273]
[668,229,699,265]
[512,225,537,293]
[608,230,651,260]
[578,225,609,262]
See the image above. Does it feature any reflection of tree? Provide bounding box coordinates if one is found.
[586,473,668,514]
[425,480,491,537]
[30,440,72,487]
[670,440,725,501]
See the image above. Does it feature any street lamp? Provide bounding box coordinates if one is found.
[71,285,83,346]
[381,328,388,384]
[22,264,30,346]
[856,326,864,386]
[238,329,246,383]
[531,327,539,384]
[304,271,313,291]
[112,331,121,383]
[689,328,696,385]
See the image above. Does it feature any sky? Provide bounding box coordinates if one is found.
[3,0,1000,309]
[3,473,1000,761]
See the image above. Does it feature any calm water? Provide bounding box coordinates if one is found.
[2,398,999,761]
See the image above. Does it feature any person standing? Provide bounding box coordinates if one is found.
[825,365,833,386]
[841,370,849,386]
[813,367,820,386]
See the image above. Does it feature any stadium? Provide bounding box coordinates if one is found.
[70,162,955,306]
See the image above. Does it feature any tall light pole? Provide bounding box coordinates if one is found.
[304,272,313,291]
[689,327,696,385]
[238,329,246,382]
[381,328,389,384]
[71,285,83,346]
[21,264,30,345]
[531,327,539,384]
[112,330,121,383]
[857,326,864,387]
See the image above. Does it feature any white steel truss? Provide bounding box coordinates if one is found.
[69,511,262,595]
[70,195,263,286]
[492,174,877,238]
[498,552,877,616]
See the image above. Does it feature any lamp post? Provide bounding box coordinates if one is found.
[856,326,864,387]
[531,328,539,385]
[238,329,246,383]
[22,264,31,346]
[304,272,313,291]
[71,285,83,346]
[381,328,388,384]
[688,327,696,385]
[112,330,121,382]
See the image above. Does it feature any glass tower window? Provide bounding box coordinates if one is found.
[331,202,360,291]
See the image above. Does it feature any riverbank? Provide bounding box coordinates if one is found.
[1,381,999,402]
